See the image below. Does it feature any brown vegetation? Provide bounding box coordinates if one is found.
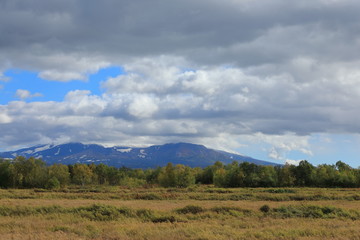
[0,186,360,239]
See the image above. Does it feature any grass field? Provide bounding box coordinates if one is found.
[1,186,360,239]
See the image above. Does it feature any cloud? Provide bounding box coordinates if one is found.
[15,89,43,100]
[128,95,159,118]
[1,0,360,164]
[0,73,10,82]
[285,159,302,166]
[1,0,360,79]
[0,110,12,124]
[36,54,110,82]
[0,55,358,158]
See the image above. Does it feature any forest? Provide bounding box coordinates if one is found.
[0,156,359,189]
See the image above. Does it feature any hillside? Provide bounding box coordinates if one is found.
[0,142,279,168]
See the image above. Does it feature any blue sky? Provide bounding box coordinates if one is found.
[1,67,123,104]
[1,0,360,168]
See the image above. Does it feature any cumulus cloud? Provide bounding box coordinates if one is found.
[1,0,360,163]
[128,95,159,118]
[15,89,42,100]
[0,112,12,124]
[1,55,360,159]
[285,159,303,166]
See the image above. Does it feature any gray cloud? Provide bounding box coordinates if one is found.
[1,0,360,160]
[2,0,360,70]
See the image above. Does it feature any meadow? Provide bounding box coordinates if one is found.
[1,186,360,239]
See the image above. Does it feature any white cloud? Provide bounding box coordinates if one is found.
[128,95,159,118]
[15,89,42,100]
[0,73,10,82]
[285,159,302,166]
[0,112,12,124]
[1,56,357,161]
[64,90,107,115]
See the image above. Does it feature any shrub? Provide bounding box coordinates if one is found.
[175,205,205,214]
[271,205,360,219]
[45,177,61,190]
[0,205,65,217]
[151,215,178,223]
[205,188,234,193]
[211,206,253,216]
[119,177,146,188]
[260,205,271,213]
[264,189,296,194]
[136,209,155,220]
[134,193,162,200]
[75,204,134,221]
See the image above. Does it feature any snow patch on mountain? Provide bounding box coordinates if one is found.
[34,145,52,153]
[54,148,61,155]
[22,150,34,154]
[116,148,132,153]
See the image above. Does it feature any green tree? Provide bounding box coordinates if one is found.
[72,164,93,186]
[294,160,315,186]
[224,162,245,187]
[158,163,176,187]
[48,164,70,187]
[94,163,109,185]
[239,162,261,187]
[144,167,162,184]
[258,166,277,187]
[0,160,14,188]
[314,164,336,187]
[213,168,227,187]
[277,164,296,187]
[197,161,224,184]
[336,161,352,172]
[12,157,48,188]
[107,166,125,185]
[174,164,195,187]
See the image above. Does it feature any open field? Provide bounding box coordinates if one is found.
[1,186,360,239]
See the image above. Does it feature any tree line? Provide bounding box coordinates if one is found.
[0,156,359,189]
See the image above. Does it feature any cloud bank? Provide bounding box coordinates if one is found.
[1,0,360,163]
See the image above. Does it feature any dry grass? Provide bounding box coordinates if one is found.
[1,186,360,239]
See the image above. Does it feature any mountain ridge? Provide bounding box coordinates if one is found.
[0,142,280,168]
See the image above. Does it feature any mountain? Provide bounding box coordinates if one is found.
[0,142,279,168]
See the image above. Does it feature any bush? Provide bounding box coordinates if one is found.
[205,188,234,193]
[136,209,155,220]
[260,205,271,213]
[45,177,61,190]
[0,205,65,217]
[271,205,360,219]
[151,215,178,223]
[264,189,296,194]
[211,206,252,216]
[134,193,162,200]
[75,204,134,221]
[175,205,205,214]
[119,177,146,188]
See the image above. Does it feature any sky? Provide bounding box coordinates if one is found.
[1,0,360,167]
